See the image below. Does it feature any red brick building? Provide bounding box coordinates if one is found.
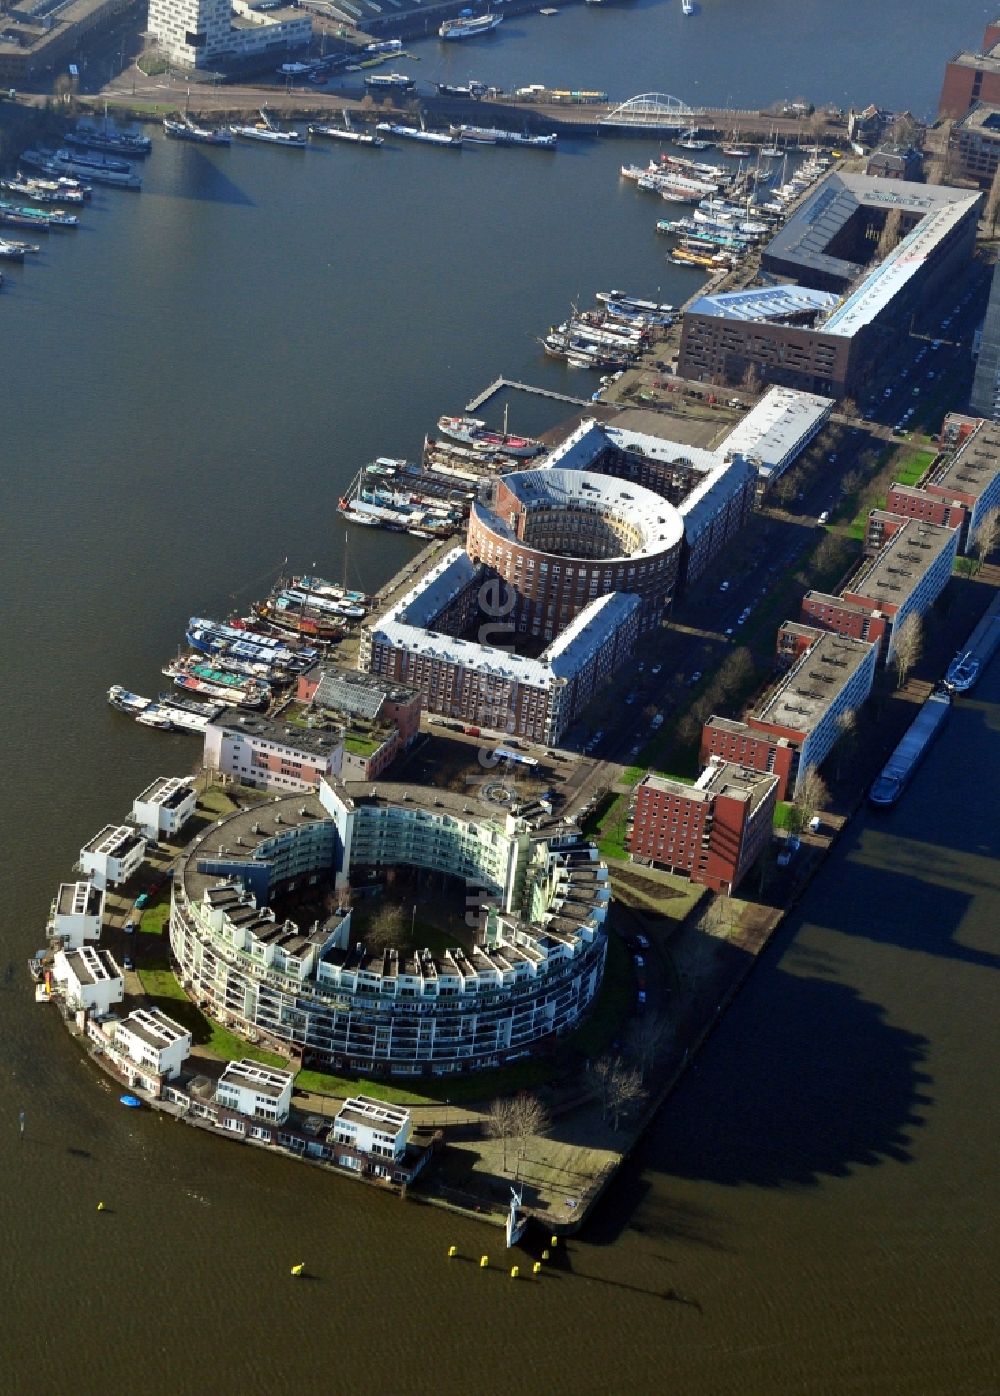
[939,23,1000,120]
[626,761,778,894]
[883,484,967,536]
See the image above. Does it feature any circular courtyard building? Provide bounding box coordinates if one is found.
[467,467,685,639]
[169,777,610,1076]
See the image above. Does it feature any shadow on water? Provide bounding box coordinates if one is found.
[170,149,257,206]
[641,963,930,1191]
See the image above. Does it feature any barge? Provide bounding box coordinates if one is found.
[869,691,951,808]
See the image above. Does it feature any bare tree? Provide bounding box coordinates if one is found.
[876,208,904,260]
[485,1096,517,1174]
[366,903,408,954]
[717,647,755,697]
[839,469,863,500]
[834,707,860,781]
[626,1012,674,1083]
[892,612,924,689]
[509,1092,551,1178]
[606,1058,644,1130]
[740,361,763,397]
[794,765,829,828]
[335,883,353,913]
[972,506,1000,572]
[985,164,1000,238]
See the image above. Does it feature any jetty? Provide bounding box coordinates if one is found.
[465,376,623,413]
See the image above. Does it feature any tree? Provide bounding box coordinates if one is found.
[876,208,904,260]
[892,612,924,689]
[972,506,1000,572]
[509,1092,551,1178]
[366,903,408,954]
[717,647,755,698]
[485,1096,517,1174]
[794,765,829,828]
[626,1012,674,1083]
[985,164,1000,238]
[834,707,860,781]
[591,1055,645,1129]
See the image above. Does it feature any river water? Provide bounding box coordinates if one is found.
[0,4,996,1392]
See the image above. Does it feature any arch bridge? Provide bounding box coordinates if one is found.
[599,92,702,130]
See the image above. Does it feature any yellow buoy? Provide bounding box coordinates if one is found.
[480,1255,489,1269]
[448,1245,458,1258]
[96,1202,105,1212]
[541,1249,550,1261]
[290,1263,305,1276]
[532,1262,542,1276]
[510,1266,519,1279]
[550,1235,558,1247]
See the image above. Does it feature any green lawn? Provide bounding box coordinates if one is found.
[136,965,286,1068]
[344,728,386,757]
[773,800,796,830]
[893,447,936,488]
[138,901,170,936]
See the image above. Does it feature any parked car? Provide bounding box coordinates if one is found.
[719,580,730,592]
[123,957,134,972]
[818,510,830,524]
[123,921,136,935]
[651,663,662,675]
[777,835,801,868]
[635,934,650,949]
[633,954,645,969]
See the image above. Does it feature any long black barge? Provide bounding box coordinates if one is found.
[869,691,951,808]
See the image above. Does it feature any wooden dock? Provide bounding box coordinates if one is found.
[465,377,620,413]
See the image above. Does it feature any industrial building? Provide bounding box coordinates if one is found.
[679,174,982,397]
[626,761,778,894]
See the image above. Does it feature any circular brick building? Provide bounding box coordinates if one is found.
[467,468,685,639]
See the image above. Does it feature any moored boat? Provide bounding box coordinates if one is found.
[107,685,151,715]
[375,122,461,147]
[364,72,415,90]
[67,123,151,157]
[24,148,141,189]
[438,12,503,39]
[453,124,556,149]
[230,121,307,146]
[308,123,383,147]
[163,115,232,145]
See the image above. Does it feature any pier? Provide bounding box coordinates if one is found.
[465,377,622,413]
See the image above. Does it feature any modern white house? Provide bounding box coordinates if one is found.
[113,1008,192,1081]
[49,880,104,949]
[78,824,146,891]
[131,777,197,842]
[213,1060,294,1124]
[52,946,123,1017]
[332,1096,411,1171]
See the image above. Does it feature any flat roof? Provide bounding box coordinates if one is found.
[312,667,418,720]
[211,707,343,757]
[926,420,1000,501]
[217,1059,294,1097]
[135,775,195,809]
[955,101,1000,136]
[848,518,957,606]
[720,385,833,476]
[639,760,776,811]
[56,880,102,918]
[755,630,874,735]
[687,284,839,324]
[62,946,120,985]
[82,824,144,858]
[337,1094,410,1129]
[118,1007,190,1050]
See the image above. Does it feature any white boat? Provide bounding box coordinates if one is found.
[682,0,694,12]
[364,72,415,90]
[375,123,461,147]
[439,12,503,40]
[505,1186,529,1247]
[136,707,174,730]
[454,125,557,149]
[944,651,980,693]
[108,685,151,715]
[230,113,306,146]
[309,123,383,147]
[163,115,231,146]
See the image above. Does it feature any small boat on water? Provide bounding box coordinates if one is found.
[944,651,980,693]
[681,0,694,13]
[230,111,307,146]
[120,1094,143,1109]
[437,80,487,98]
[0,200,78,229]
[596,289,674,317]
[309,122,383,147]
[505,1186,529,1247]
[163,115,232,145]
[436,414,543,456]
[364,72,415,90]
[136,707,175,730]
[66,126,151,158]
[439,11,503,39]
[108,685,151,715]
[376,122,461,147]
[24,148,142,189]
[453,125,557,149]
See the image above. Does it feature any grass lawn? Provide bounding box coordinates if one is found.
[136,964,286,1068]
[344,728,385,757]
[893,447,936,488]
[138,901,170,936]
[609,865,706,923]
[773,800,796,830]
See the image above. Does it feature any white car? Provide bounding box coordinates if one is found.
[818,510,830,524]
[651,663,662,675]
[719,580,730,592]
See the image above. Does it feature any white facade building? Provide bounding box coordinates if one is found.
[78,823,146,891]
[214,1060,294,1123]
[114,1008,192,1080]
[49,880,104,949]
[132,776,197,842]
[203,709,343,793]
[332,1096,411,1169]
[146,0,311,70]
[53,946,123,1017]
